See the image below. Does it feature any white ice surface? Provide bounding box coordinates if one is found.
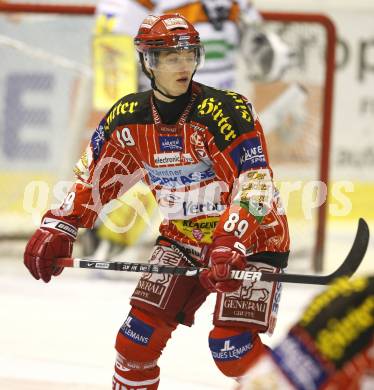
[0,225,373,390]
[0,263,321,390]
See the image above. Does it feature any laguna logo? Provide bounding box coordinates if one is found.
[159,136,183,152]
[230,138,266,170]
[240,145,264,165]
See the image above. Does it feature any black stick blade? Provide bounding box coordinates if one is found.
[261,218,370,285]
[328,217,369,279]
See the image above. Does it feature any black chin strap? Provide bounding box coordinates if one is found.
[150,75,181,100]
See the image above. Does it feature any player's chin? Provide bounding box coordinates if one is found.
[175,76,191,91]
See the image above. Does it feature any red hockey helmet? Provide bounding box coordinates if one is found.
[134,14,205,71]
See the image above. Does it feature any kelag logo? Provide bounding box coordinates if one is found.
[230,137,266,170]
[159,136,183,152]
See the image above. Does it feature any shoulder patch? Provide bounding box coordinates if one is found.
[91,118,106,160]
[225,90,254,124]
[105,99,140,128]
[104,91,152,134]
[230,137,267,171]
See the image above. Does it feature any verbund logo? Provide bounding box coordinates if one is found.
[182,201,225,216]
[159,136,183,152]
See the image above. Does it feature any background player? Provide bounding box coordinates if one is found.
[238,275,374,390]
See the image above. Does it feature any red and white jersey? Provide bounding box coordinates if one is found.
[95,0,261,89]
[50,82,289,255]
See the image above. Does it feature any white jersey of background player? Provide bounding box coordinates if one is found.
[94,0,291,94]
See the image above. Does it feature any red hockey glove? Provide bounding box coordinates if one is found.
[24,218,77,283]
[199,236,247,293]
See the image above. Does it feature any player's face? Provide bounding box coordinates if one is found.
[152,49,196,96]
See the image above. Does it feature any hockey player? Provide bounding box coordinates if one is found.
[24,14,290,389]
[238,275,374,390]
[89,0,292,259]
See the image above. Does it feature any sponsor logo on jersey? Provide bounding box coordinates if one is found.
[157,125,178,134]
[148,168,215,187]
[230,137,266,170]
[153,152,194,166]
[120,315,154,346]
[234,169,272,220]
[197,94,254,150]
[181,218,220,229]
[159,136,183,152]
[181,153,195,163]
[146,162,215,187]
[105,100,139,127]
[145,165,184,178]
[154,153,181,166]
[209,332,252,361]
[172,217,220,244]
[182,201,225,216]
[225,91,253,124]
[192,229,204,241]
[91,119,106,160]
[74,147,93,182]
[198,97,237,142]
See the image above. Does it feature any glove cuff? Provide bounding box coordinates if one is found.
[212,235,246,256]
[40,217,78,240]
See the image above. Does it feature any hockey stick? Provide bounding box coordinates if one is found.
[55,218,369,285]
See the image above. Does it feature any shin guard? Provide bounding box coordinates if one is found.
[113,307,176,389]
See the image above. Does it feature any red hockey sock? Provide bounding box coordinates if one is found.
[113,364,160,389]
